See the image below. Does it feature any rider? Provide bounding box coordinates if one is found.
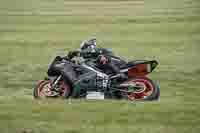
[52,38,126,97]
[78,38,121,75]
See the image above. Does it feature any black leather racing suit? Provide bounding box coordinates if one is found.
[80,47,121,75]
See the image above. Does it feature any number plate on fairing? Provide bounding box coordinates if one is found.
[86,92,105,100]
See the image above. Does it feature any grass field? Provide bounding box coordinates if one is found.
[0,0,200,132]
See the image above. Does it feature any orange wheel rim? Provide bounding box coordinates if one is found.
[125,78,154,100]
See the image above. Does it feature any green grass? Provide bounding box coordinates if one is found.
[0,0,200,132]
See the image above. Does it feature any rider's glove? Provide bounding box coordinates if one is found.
[67,50,80,59]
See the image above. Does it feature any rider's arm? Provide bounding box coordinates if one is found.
[67,50,80,60]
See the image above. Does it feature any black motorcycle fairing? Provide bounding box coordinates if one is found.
[47,56,64,76]
[61,61,78,86]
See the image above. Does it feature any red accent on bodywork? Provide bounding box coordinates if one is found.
[128,63,149,76]
[100,55,108,65]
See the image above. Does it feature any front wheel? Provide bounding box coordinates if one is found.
[33,79,71,99]
[122,77,160,101]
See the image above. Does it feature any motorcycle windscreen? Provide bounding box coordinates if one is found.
[128,61,158,77]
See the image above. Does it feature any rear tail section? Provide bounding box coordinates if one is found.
[121,60,158,77]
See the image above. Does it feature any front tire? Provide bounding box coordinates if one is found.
[33,80,71,99]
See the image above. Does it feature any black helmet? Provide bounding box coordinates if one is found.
[80,38,97,50]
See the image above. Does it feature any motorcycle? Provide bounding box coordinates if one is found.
[33,42,160,101]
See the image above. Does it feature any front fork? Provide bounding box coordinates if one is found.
[50,75,62,91]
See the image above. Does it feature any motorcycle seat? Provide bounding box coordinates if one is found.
[120,60,149,69]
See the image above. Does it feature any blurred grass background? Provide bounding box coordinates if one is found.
[0,0,200,132]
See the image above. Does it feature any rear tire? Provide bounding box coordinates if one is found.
[122,77,160,101]
[143,80,160,101]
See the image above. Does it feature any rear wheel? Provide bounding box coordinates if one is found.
[123,77,160,101]
[33,80,71,99]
